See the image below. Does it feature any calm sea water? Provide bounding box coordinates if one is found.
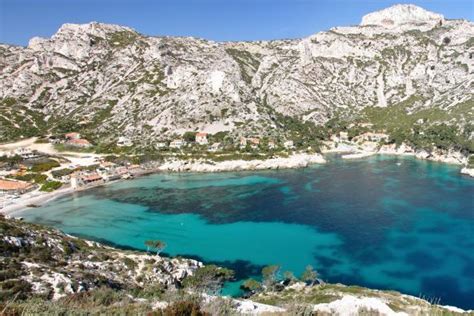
[18,155,474,309]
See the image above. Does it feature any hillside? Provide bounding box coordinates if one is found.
[1,215,471,315]
[0,4,472,154]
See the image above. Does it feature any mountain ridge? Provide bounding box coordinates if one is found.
[0,4,472,154]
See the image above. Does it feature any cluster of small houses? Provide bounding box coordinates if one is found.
[0,158,148,202]
[69,161,147,189]
[0,144,148,201]
[0,178,35,197]
[0,148,45,201]
[329,131,389,144]
[165,133,295,151]
[55,131,297,152]
[161,131,386,151]
[53,123,389,152]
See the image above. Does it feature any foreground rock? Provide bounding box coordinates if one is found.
[250,282,472,315]
[0,215,201,301]
[1,215,472,315]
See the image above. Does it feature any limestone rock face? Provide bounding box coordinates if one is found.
[0,5,472,146]
[361,4,444,28]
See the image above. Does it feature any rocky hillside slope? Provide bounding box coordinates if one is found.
[0,215,201,302]
[2,215,472,315]
[0,4,473,151]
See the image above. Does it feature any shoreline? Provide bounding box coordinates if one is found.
[2,152,473,313]
[2,150,472,217]
[1,186,75,216]
[1,153,326,216]
[325,141,473,171]
[1,177,125,216]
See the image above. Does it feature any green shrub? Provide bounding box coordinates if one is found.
[240,278,262,294]
[0,155,23,166]
[468,156,474,167]
[182,265,234,294]
[54,143,95,153]
[1,279,32,301]
[51,168,74,178]
[31,159,60,172]
[183,131,196,142]
[162,300,207,316]
[121,257,138,270]
[40,181,62,192]
[9,173,47,184]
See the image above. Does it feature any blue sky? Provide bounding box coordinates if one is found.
[1,0,472,46]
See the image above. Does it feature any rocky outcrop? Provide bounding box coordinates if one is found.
[461,167,474,177]
[250,282,471,315]
[361,4,444,29]
[379,143,468,165]
[157,153,326,172]
[0,215,201,301]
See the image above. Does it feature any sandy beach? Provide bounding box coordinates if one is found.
[1,186,75,216]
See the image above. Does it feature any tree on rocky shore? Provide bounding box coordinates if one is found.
[182,265,234,295]
[283,271,297,285]
[301,265,318,285]
[240,278,263,295]
[144,240,166,255]
[262,265,280,290]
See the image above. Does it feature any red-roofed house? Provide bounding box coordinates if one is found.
[248,138,260,149]
[68,139,92,148]
[0,179,34,194]
[71,172,103,189]
[65,132,81,140]
[82,173,102,183]
[196,132,208,145]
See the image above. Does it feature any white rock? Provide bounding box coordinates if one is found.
[461,167,474,177]
[361,4,444,29]
[313,295,408,316]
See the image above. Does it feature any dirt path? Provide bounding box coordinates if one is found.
[0,137,105,166]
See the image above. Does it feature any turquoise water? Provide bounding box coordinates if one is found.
[18,155,474,309]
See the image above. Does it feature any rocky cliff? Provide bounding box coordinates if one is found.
[0,4,472,150]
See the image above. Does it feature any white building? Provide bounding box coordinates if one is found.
[170,139,185,149]
[239,137,247,148]
[208,142,222,152]
[155,142,167,149]
[339,131,349,141]
[13,148,40,160]
[65,132,81,140]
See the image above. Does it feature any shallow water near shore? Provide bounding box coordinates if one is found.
[18,155,474,309]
